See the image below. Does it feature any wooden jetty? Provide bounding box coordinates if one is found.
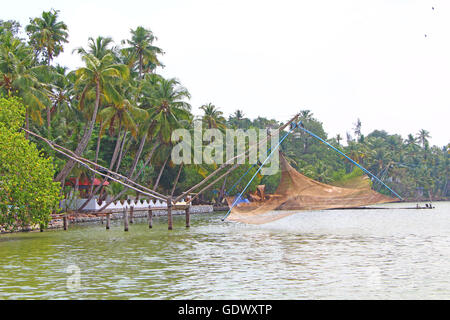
[51,204,192,232]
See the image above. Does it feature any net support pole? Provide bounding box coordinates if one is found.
[297,124,403,201]
[221,124,298,221]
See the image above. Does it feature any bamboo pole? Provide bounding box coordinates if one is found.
[167,196,173,230]
[129,203,134,224]
[21,128,167,201]
[186,164,239,205]
[148,208,153,229]
[106,213,111,230]
[173,113,299,203]
[171,163,184,197]
[63,214,68,230]
[185,206,190,228]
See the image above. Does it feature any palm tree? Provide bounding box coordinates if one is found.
[25,10,68,129]
[47,65,74,123]
[0,20,21,37]
[99,97,147,167]
[336,134,342,145]
[300,109,312,119]
[73,36,116,59]
[25,9,69,65]
[228,109,246,128]
[122,26,164,78]
[145,77,191,144]
[55,52,129,184]
[200,103,226,130]
[416,129,431,148]
[353,118,362,141]
[0,33,51,137]
[78,97,148,210]
[97,76,191,217]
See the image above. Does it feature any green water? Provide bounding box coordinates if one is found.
[1,202,449,299]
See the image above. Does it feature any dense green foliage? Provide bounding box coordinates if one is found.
[0,96,61,230]
[0,9,448,217]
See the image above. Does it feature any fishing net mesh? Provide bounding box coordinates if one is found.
[226,154,396,224]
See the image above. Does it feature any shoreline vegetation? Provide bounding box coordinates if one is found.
[0,10,449,232]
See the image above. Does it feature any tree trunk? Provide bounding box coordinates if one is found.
[219,175,228,203]
[139,54,143,79]
[78,125,124,211]
[127,132,148,177]
[56,81,101,184]
[133,141,158,179]
[115,131,128,172]
[88,123,103,198]
[171,163,183,197]
[153,155,169,190]
[129,192,139,224]
[97,132,149,212]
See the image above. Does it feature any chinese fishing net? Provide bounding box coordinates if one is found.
[226,153,396,224]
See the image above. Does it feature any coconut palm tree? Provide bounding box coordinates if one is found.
[0,33,51,137]
[145,77,191,144]
[0,20,21,37]
[97,76,191,215]
[73,36,117,59]
[200,103,226,130]
[25,10,68,129]
[99,97,148,167]
[78,98,148,210]
[55,52,129,184]
[122,26,164,78]
[416,129,431,148]
[25,9,68,66]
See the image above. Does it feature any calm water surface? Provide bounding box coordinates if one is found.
[0,201,449,299]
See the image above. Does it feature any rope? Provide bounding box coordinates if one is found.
[221,122,299,221]
[297,123,403,201]
[225,130,291,196]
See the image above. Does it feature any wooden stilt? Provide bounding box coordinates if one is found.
[148,208,153,229]
[167,196,173,230]
[129,206,134,224]
[63,214,68,230]
[123,208,129,231]
[185,206,190,228]
[106,213,110,230]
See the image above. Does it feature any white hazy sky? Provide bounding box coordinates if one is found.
[3,0,449,146]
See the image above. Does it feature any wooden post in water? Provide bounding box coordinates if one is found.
[185,206,190,228]
[106,213,111,230]
[63,214,68,230]
[167,196,173,230]
[148,207,153,229]
[129,205,134,224]
[123,208,129,232]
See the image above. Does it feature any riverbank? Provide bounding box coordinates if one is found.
[1,205,215,234]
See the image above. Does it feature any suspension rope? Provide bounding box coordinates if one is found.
[297,123,403,200]
[226,130,291,196]
[221,122,299,221]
